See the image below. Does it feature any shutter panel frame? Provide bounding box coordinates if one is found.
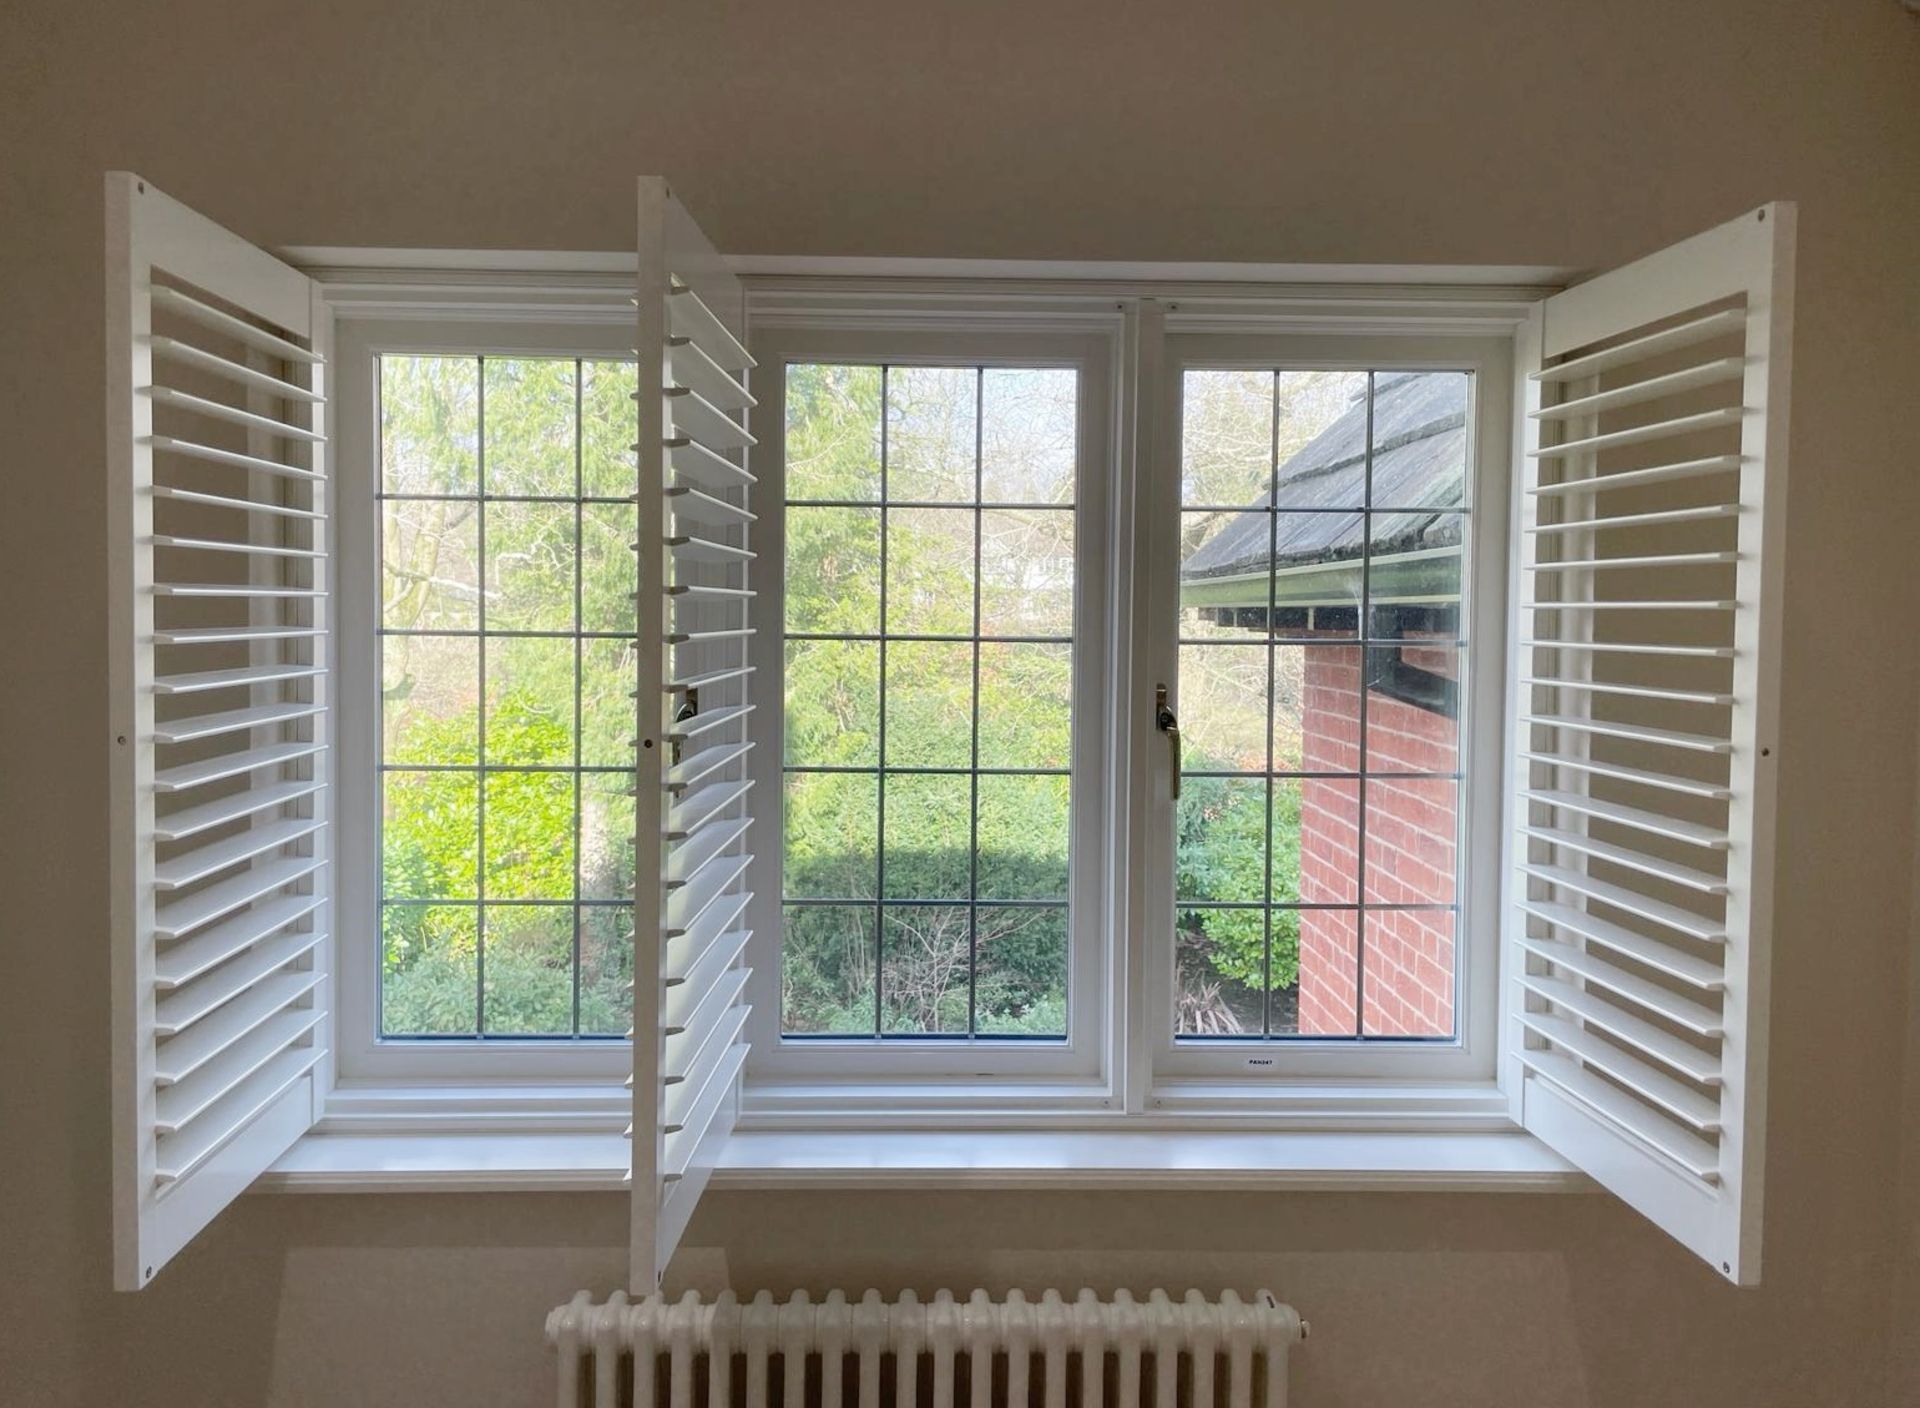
[108,173,332,1290]
[631,177,758,1292]
[1503,203,1794,1286]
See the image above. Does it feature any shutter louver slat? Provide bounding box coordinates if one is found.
[1520,779,1735,845]
[669,890,753,967]
[155,969,326,1082]
[152,855,326,940]
[1516,899,1726,989]
[668,335,758,411]
[1521,713,1732,755]
[148,335,325,401]
[662,386,758,449]
[152,661,325,694]
[666,741,755,791]
[143,385,326,443]
[665,778,754,838]
[153,1047,323,1185]
[662,1041,750,1180]
[1506,204,1794,1284]
[148,434,325,481]
[663,1002,750,1106]
[1521,676,1735,707]
[148,283,324,364]
[153,815,324,889]
[663,968,752,1070]
[666,483,758,526]
[1516,751,1733,802]
[154,778,327,841]
[153,1009,324,1134]
[154,929,326,1037]
[666,925,752,990]
[150,533,324,558]
[153,582,324,599]
[152,699,323,744]
[629,178,758,1292]
[666,281,756,371]
[153,891,326,987]
[153,741,327,794]
[663,663,756,694]
[663,1034,749,1137]
[1526,454,1743,498]
[665,701,755,739]
[1528,550,1740,572]
[1516,1012,1721,1130]
[1516,824,1727,894]
[663,436,757,489]
[665,926,752,1015]
[1520,639,1736,657]
[1517,1049,1721,1180]
[1517,974,1723,1083]
[1527,306,1747,384]
[665,817,754,888]
[1515,934,1723,1034]
[150,485,324,520]
[1518,862,1726,943]
[1527,407,1745,460]
[109,174,330,1288]
[668,534,756,564]
[665,855,754,938]
[1526,503,1740,534]
[1529,356,1746,420]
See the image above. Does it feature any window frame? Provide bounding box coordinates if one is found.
[743,323,1120,1085]
[1142,330,1516,1092]
[321,269,1539,1127]
[333,309,637,1083]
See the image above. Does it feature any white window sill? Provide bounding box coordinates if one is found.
[257,1127,1585,1195]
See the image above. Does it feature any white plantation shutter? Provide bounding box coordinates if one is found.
[630,177,758,1290]
[1506,204,1794,1284]
[107,173,331,1289]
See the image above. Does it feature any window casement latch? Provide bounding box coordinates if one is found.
[1155,683,1181,800]
[671,689,699,766]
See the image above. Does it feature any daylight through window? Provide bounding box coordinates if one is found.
[1175,369,1470,1040]
[378,354,640,1037]
[781,364,1079,1038]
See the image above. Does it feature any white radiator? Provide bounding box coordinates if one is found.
[546,1289,1305,1408]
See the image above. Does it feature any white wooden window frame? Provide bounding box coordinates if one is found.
[734,292,1535,1125]
[330,302,636,1085]
[1141,330,1515,1094]
[317,274,1539,1125]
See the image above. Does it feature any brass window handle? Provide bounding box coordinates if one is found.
[1155,684,1181,801]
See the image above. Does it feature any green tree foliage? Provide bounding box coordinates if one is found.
[378,355,1308,1042]
[1173,770,1302,1030]
[381,694,634,1035]
[378,355,635,1037]
[779,363,1296,1038]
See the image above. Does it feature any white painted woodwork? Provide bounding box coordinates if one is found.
[107,172,332,1290]
[1504,203,1794,1285]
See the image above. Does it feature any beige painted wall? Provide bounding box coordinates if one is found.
[3,2,1917,1404]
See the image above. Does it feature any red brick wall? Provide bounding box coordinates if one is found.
[1295,640,1458,1037]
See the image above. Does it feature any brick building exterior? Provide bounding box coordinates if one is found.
[1296,637,1458,1036]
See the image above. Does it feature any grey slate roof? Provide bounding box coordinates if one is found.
[1181,372,1467,583]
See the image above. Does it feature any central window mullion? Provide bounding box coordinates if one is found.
[968,365,984,1038]
[874,364,889,1036]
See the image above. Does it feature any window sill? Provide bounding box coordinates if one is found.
[257,1126,1585,1195]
